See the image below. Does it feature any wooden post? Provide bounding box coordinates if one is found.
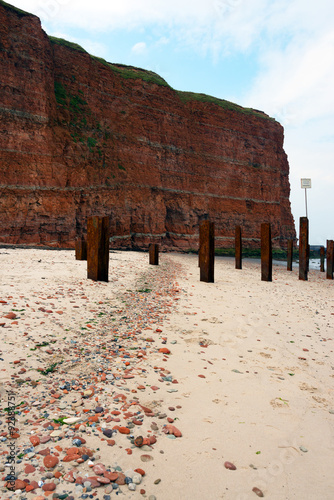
[200,221,214,283]
[149,244,159,265]
[87,216,109,282]
[75,236,87,261]
[326,240,334,280]
[320,246,325,272]
[299,217,309,281]
[261,223,272,282]
[287,239,293,271]
[198,221,205,268]
[235,225,242,270]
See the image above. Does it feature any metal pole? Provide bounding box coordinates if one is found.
[304,188,308,219]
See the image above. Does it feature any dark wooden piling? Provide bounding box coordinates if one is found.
[87,216,109,282]
[261,223,272,282]
[326,240,334,280]
[200,221,214,283]
[198,221,205,268]
[75,237,87,261]
[235,226,242,270]
[287,239,293,271]
[299,217,309,281]
[320,246,325,272]
[149,244,159,265]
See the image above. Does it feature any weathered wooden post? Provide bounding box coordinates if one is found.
[326,240,334,280]
[200,221,214,283]
[287,239,293,271]
[198,221,205,268]
[149,244,159,265]
[320,246,325,272]
[87,216,109,282]
[75,236,87,261]
[235,225,242,270]
[299,217,309,281]
[261,223,272,282]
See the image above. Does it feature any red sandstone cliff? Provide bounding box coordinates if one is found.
[0,1,295,250]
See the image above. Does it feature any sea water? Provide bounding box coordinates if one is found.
[273,258,322,271]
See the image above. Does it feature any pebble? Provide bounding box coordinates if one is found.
[63,417,82,424]
[252,486,264,497]
[132,473,142,484]
[224,461,237,470]
[30,435,40,447]
[299,446,308,453]
[50,430,63,437]
[93,463,106,475]
[43,455,59,468]
[40,435,51,444]
[103,429,114,438]
[42,482,56,491]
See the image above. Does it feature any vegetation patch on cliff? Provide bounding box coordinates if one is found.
[91,56,170,87]
[177,91,275,121]
[49,36,87,54]
[0,0,31,17]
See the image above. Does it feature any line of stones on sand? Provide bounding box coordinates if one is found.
[1,257,183,499]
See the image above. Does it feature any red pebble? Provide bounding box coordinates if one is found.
[43,455,59,468]
[252,486,264,497]
[159,348,170,354]
[29,435,40,447]
[24,464,36,474]
[113,426,130,434]
[42,482,56,491]
[4,312,16,320]
[224,461,236,470]
[135,468,145,476]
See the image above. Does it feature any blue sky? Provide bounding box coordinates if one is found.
[9,0,334,244]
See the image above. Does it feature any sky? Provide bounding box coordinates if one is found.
[9,0,334,245]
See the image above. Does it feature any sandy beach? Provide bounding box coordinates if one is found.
[0,248,333,500]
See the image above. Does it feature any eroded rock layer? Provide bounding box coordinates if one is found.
[0,1,295,249]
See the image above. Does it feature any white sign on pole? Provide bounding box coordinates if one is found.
[301,178,312,189]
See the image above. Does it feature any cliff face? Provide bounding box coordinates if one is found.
[0,1,296,250]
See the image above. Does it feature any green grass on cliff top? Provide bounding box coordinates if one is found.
[47,33,273,120]
[91,55,170,87]
[0,0,31,16]
[49,36,88,54]
[176,91,273,120]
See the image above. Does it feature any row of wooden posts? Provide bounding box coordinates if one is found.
[75,216,334,283]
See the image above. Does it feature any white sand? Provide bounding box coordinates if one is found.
[0,248,333,500]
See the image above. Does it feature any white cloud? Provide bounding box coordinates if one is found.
[131,42,147,55]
